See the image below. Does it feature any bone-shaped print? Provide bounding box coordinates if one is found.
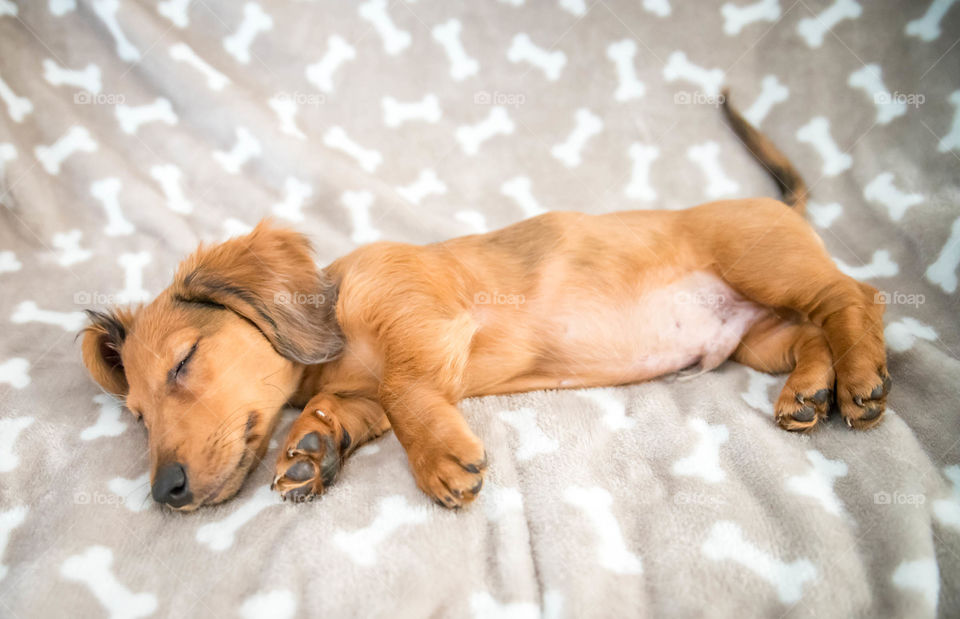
[892,559,939,609]
[926,215,960,293]
[49,0,76,15]
[35,125,98,175]
[663,51,724,96]
[0,250,20,274]
[240,590,297,619]
[939,90,960,152]
[359,0,410,56]
[271,177,313,222]
[0,75,34,123]
[703,521,817,604]
[672,418,729,482]
[507,33,566,82]
[115,97,177,135]
[223,2,273,64]
[500,407,558,461]
[848,65,906,125]
[150,164,193,214]
[0,506,27,582]
[606,40,645,102]
[786,450,848,516]
[108,472,151,513]
[863,172,922,221]
[381,94,441,128]
[797,0,861,48]
[52,229,92,266]
[501,176,546,218]
[332,495,429,566]
[559,0,586,15]
[116,251,151,304]
[625,142,659,201]
[885,317,938,353]
[687,141,739,198]
[0,0,16,16]
[61,546,158,619]
[196,485,278,551]
[469,593,539,619]
[564,486,643,574]
[0,416,34,471]
[305,35,355,94]
[0,141,15,177]
[578,388,637,431]
[11,300,85,331]
[0,355,27,387]
[932,465,960,532]
[169,43,230,91]
[796,116,851,177]
[551,108,602,167]
[341,190,380,244]
[213,127,262,174]
[42,59,102,94]
[482,483,524,523]
[396,168,446,205]
[834,249,898,279]
[722,0,780,35]
[432,19,479,81]
[644,0,671,16]
[323,126,382,172]
[223,218,253,240]
[807,201,843,228]
[92,0,141,61]
[906,0,958,42]
[81,394,128,441]
[457,106,515,155]
[157,0,190,27]
[743,74,788,127]
[90,177,134,236]
[268,96,305,140]
[455,210,488,233]
[740,367,779,413]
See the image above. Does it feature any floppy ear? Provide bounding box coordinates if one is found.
[80,307,139,396]
[171,220,343,364]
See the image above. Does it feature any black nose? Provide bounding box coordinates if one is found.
[152,462,192,507]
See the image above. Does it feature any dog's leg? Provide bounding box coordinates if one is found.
[733,314,835,432]
[693,200,889,429]
[272,393,390,501]
[379,379,487,509]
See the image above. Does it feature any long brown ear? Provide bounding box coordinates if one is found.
[80,307,139,396]
[171,220,343,364]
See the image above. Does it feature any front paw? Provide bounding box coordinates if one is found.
[273,413,349,502]
[409,442,487,509]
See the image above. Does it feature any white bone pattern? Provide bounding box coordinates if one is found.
[863,172,922,221]
[196,485,279,551]
[606,40,645,101]
[625,143,659,201]
[564,486,643,574]
[507,33,566,81]
[0,250,20,273]
[885,317,938,353]
[271,177,313,222]
[0,506,28,581]
[382,94,441,128]
[92,0,141,62]
[672,418,729,482]
[663,51,724,96]
[0,355,27,387]
[358,0,410,56]
[644,0,671,16]
[116,97,177,135]
[432,19,479,81]
[932,464,960,532]
[0,75,33,123]
[90,177,135,236]
[42,59,102,93]
[834,249,898,279]
[342,190,381,244]
[49,0,76,16]
[35,125,98,175]
[305,36,355,94]
[807,201,843,228]
[457,106,515,155]
[60,545,158,619]
[551,108,603,167]
[11,300,86,331]
[740,367,778,413]
[240,590,297,619]
[892,558,940,609]
[786,450,848,516]
[797,0,861,48]
[108,473,151,513]
[116,251,151,304]
[796,116,851,177]
[396,168,447,205]
[170,43,230,91]
[469,593,539,619]
[722,0,780,36]
[687,141,739,198]
[213,127,262,174]
[578,388,637,431]
[81,394,128,440]
[499,407,559,461]
[743,75,788,127]
[501,176,546,218]
[324,126,382,172]
[926,215,960,293]
[268,95,306,140]
[906,0,958,42]
[158,0,191,28]
[939,90,960,152]
[455,210,488,233]
[150,164,193,214]
[848,65,907,125]
[332,495,429,566]
[0,416,34,470]
[223,2,273,64]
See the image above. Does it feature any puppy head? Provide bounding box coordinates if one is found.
[81,221,342,510]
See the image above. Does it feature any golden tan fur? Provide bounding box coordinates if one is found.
[81,98,889,510]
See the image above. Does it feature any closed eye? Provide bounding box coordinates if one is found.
[169,339,199,384]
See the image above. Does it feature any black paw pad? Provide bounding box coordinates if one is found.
[793,405,816,422]
[285,460,314,482]
[296,432,321,453]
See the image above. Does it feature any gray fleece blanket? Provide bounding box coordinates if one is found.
[1,0,959,617]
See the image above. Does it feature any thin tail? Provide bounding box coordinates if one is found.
[721,89,807,215]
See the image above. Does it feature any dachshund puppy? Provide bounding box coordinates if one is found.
[81,97,889,510]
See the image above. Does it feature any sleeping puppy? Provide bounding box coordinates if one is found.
[80,95,889,511]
